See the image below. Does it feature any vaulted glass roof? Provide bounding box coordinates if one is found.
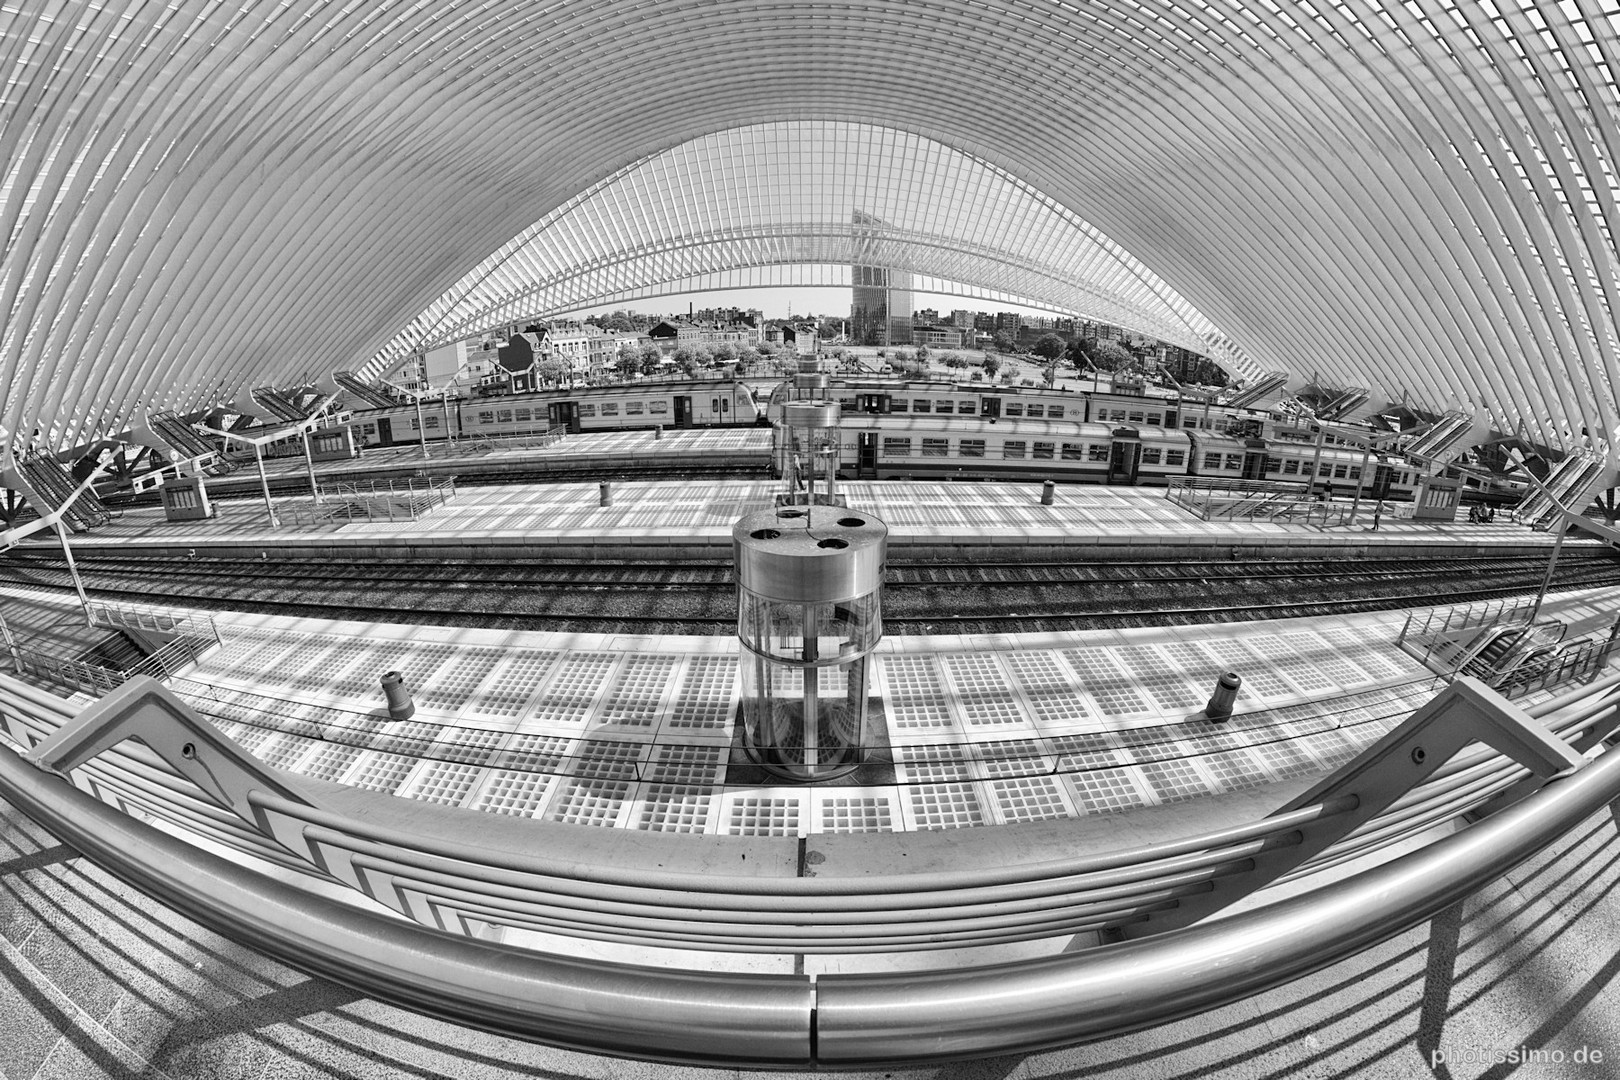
[2,1,1618,455]
[361,122,1252,381]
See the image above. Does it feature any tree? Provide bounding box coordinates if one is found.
[709,341,737,365]
[605,310,634,332]
[736,346,761,371]
[615,341,643,378]
[1033,333,1066,361]
[915,344,930,366]
[639,342,664,372]
[992,330,1016,353]
[983,354,1002,377]
[943,352,969,370]
[535,356,569,387]
[1042,364,1058,387]
[1093,339,1135,370]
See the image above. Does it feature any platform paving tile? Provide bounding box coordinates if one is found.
[53,478,1581,553]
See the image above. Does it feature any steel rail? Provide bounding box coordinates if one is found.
[4,725,1620,1066]
[811,740,1620,1064]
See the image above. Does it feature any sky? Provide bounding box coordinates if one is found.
[566,286,1069,323]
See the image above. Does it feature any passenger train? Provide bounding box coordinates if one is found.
[773,377,1429,497]
[339,379,765,449]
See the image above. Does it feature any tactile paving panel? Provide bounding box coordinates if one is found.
[414,646,508,712]
[896,742,973,783]
[1048,732,1130,771]
[635,785,715,833]
[202,630,283,671]
[348,751,416,793]
[1004,651,1091,726]
[495,734,573,774]
[1276,632,1368,686]
[468,651,561,718]
[528,653,619,726]
[879,655,955,729]
[404,761,483,806]
[300,742,368,783]
[666,655,736,729]
[907,783,987,830]
[990,775,1072,822]
[548,779,630,826]
[1248,737,1322,781]
[1112,645,1204,710]
[942,654,1026,726]
[570,738,645,781]
[290,641,373,695]
[1136,758,1211,804]
[1246,634,1336,693]
[257,733,318,770]
[597,655,678,726]
[976,738,1050,778]
[723,795,802,837]
[817,795,896,834]
[1199,640,1296,698]
[386,645,461,708]
[1328,626,1413,678]
[430,727,508,766]
[1062,647,1154,715]
[470,770,553,817]
[644,743,724,784]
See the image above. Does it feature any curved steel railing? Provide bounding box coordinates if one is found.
[3,712,1619,1065]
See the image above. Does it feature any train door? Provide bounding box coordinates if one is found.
[857,393,885,414]
[1241,451,1267,479]
[376,417,394,446]
[981,396,1002,420]
[550,401,581,434]
[674,395,693,427]
[858,432,878,478]
[1108,439,1141,484]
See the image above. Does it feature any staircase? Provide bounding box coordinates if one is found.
[148,411,237,474]
[1222,369,1290,410]
[250,385,312,422]
[1313,385,1370,422]
[334,370,409,408]
[1402,410,1473,463]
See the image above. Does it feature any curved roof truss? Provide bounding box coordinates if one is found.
[1,2,1619,455]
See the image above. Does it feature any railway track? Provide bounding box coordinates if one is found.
[3,549,1618,635]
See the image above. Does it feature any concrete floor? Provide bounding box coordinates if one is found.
[3,792,1618,1080]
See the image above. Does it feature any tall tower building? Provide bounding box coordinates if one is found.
[850,210,914,347]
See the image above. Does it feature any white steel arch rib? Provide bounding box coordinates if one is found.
[360,122,1247,381]
[3,1,1620,454]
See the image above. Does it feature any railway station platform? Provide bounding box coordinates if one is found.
[39,478,1604,563]
[7,579,1617,850]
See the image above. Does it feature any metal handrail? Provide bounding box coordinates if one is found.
[5,685,1620,1064]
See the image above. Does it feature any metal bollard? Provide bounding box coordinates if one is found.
[599,480,612,507]
[1205,671,1241,721]
[1040,480,1055,506]
[655,424,663,440]
[380,670,415,721]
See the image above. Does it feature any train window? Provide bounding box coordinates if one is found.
[913,400,931,413]
[626,402,644,415]
[1088,444,1109,462]
[1003,441,1026,458]
[1333,464,1348,478]
[1141,447,1163,465]
[1061,443,1083,461]
[580,404,596,417]
[1109,409,1128,422]
[514,408,530,422]
[601,403,618,416]
[650,401,668,414]
[1047,406,1064,419]
[1202,452,1222,469]
[711,398,720,412]
[497,410,513,423]
[1318,462,1332,476]
[1224,454,1243,470]
[935,399,954,412]
[1283,460,1300,474]
[409,418,419,429]
[425,416,440,429]
[362,424,375,434]
[958,401,976,414]
[891,398,909,412]
[1004,403,1024,416]
[1026,405,1045,418]
[883,437,911,456]
[960,439,986,457]
[1032,442,1055,459]
[1182,416,1200,428]
[1146,412,1163,425]
[1263,456,1281,472]
[922,438,949,456]
[1349,467,1362,480]
[1166,450,1186,466]
[478,411,495,424]
[1127,411,1144,424]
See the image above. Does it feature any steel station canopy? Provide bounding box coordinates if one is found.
[2,1,1619,456]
